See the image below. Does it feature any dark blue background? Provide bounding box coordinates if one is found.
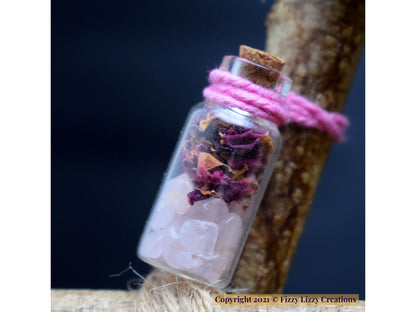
[52,0,365,298]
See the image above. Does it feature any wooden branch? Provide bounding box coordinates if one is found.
[231,0,364,293]
[51,289,365,312]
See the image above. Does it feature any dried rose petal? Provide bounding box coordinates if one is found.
[187,189,212,205]
[181,113,274,206]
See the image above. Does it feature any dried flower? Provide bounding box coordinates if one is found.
[181,112,273,205]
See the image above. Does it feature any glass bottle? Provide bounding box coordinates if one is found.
[137,55,291,288]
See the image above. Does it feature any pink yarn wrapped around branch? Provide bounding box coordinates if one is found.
[203,69,349,142]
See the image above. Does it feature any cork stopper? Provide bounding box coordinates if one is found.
[238,45,285,89]
[239,45,285,71]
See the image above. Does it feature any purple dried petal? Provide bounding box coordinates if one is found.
[222,129,264,146]
[215,180,253,204]
[181,113,274,206]
[187,189,212,205]
[195,143,210,154]
[195,169,226,185]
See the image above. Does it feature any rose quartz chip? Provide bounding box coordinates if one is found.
[201,198,229,223]
[195,251,234,283]
[163,246,203,270]
[162,225,203,270]
[162,173,194,215]
[179,219,219,257]
[139,230,165,260]
[144,180,246,281]
[229,198,253,226]
[184,198,228,224]
[215,213,243,252]
[150,200,174,230]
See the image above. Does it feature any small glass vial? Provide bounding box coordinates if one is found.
[138,55,291,288]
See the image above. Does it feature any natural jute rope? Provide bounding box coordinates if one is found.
[136,270,223,312]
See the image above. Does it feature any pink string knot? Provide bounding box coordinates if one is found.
[203,69,349,142]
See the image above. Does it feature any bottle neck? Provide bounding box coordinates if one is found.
[220,56,280,90]
[201,56,292,127]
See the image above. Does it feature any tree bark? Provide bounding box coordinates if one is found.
[231,0,364,293]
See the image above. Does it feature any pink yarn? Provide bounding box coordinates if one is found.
[203,69,349,142]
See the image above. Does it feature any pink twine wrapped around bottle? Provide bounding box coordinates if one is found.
[203,69,349,142]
